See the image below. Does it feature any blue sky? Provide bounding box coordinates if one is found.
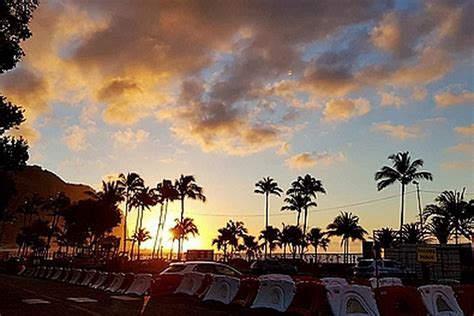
[1,0,472,251]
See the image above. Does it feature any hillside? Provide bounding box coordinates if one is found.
[1,165,95,249]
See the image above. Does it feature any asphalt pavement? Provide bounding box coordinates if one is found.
[0,274,145,316]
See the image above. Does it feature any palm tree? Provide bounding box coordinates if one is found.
[175,175,206,221]
[130,187,158,259]
[169,225,181,260]
[173,217,199,260]
[427,217,451,244]
[132,228,152,260]
[259,225,281,258]
[327,212,367,263]
[281,194,316,226]
[17,193,43,228]
[375,151,433,232]
[306,227,330,263]
[118,172,144,254]
[254,177,283,229]
[153,179,179,259]
[43,192,71,249]
[225,220,248,257]
[287,174,326,235]
[0,209,15,247]
[401,222,426,244]
[424,189,473,244]
[212,231,229,261]
[242,234,259,261]
[375,227,397,251]
[284,225,304,260]
[279,224,292,259]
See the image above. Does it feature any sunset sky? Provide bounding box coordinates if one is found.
[1,0,473,252]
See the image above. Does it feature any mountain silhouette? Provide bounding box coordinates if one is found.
[2,165,94,249]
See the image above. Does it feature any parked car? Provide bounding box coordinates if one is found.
[250,259,298,275]
[354,259,414,278]
[160,261,242,277]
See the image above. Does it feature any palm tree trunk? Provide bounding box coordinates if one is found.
[314,246,318,264]
[169,240,174,260]
[177,238,181,260]
[157,201,169,258]
[265,193,269,228]
[180,197,185,222]
[399,184,406,234]
[130,208,140,260]
[283,244,286,259]
[296,212,300,226]
[152,204,164,259]
[123,194,129,254]
[303,206,308,235]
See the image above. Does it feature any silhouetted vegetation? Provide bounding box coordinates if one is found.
[375,151,433,232]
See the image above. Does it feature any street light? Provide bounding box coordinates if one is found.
[412,180,423,230]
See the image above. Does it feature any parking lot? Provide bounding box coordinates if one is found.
[0,274,144,316]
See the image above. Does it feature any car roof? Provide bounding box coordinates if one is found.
[170,261,232,266]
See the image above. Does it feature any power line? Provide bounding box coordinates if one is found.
[187,190,416,218]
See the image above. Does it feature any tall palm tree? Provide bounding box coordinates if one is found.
[17,193,43,228]
[118,172,144,254]
[401,222,426,244]
[153,179,179,259]
[132,228,151,260]
[130,186,158,259]
[43,192,71,249]
[327,212,367,263]
[281,193,316,226]
[424,189,473,244]
[175,175,206,221]
[254,177,283,229]
[287,174,326,235]
[306,227,330,263]
[173,217,199,260]
[259,225,281,258]
[212,231,229,261]
[375,151,433,232]
[169,225,181,260]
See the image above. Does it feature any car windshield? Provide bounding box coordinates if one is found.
[163,264,186,273]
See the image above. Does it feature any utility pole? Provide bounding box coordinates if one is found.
[413,181,423,231]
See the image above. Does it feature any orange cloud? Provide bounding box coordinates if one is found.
[113,128,150,148]
[372,122,420,140]
[62,125,89,152]
[435,90,474,107]
[323,98,371,122]
[454,124,474,136]
[286,152,346,170]
[379,92,405,108]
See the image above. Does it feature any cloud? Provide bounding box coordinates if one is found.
[435,90,474,107]
[286,151,346,170]
[113,128,150,148]
[372,122,421,140]
[447,143,474,155]
[2,0,473,156]
[379,92,405,108]
[372,118,445,140]
[277,143,291,155]
[323,98,371,122]
[411,86,427,101]
[441,160,474,170]
[454,124,474,136]
[7,124,41,145]
[62,125,89,151]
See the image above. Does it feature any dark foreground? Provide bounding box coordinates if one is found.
[0,274,144,316]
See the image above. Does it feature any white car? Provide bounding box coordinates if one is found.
[160,261,242,277]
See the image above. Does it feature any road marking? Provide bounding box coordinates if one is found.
[22,299,51,304]
[66,297,99,303]
[110,295,141,301]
